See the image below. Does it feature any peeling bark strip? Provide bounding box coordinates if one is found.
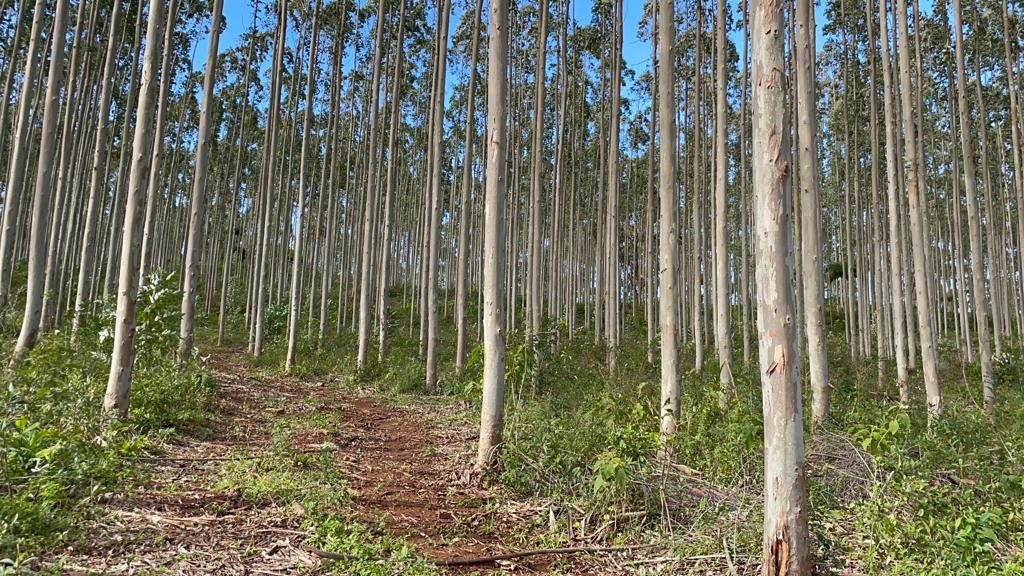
[751,0,812,574]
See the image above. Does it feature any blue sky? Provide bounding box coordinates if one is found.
[198,0,834,97]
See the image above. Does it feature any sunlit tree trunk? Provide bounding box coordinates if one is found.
[476,0,508,472]
[455,0,482,373]
[0,0,47,308]
[879,0,909,405]
[796,0,828,426]
[425,0,451,390]
[895,0,941,417]
[527,0,548,369]
[713,0,733,401]
[73,0,123,338]
[11,0,69,362]
[104,0,166,417]
[356,0,387,370]
[178,0,225,363]
[951,0,994,416]
[752,0,811,571]
[657,0,679,440]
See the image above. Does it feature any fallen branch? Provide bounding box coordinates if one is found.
[435,544,654,566]
[305,544,654,567]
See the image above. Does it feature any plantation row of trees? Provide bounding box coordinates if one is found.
[1,0,1022,571]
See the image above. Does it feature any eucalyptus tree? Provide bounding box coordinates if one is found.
[11,0,69,362]
[0,0,47,309]
[605,0,622,370]
[752,0,811,570]
[178,0,225,363]
[796,0,828,425]
[657,0,680,441]
[951,0,994,415]
[285,0,322,372]
[252,0,287,359]
[527,0,548,366]
[73,0,125,338]
[104,0,168,417]
[425,0,452,390]
[879,0,910,404]
[713,0,733,400]
[477,0,509,472]
[455,0,483,373]
[896,0,941,417]
[355,0,387,371]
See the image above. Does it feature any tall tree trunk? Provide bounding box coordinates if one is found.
[11,0,69,361]
[879,0,909,404]
[455,0,482,373]
[0,0,47,308]
[73,0,123,338]
[103,0,166,417]
[895,0,941,417]
[752,0,811,571]
[951,0,994,415]
[284,0,321,371]
[476,0,508,472]
[356,0,387,370]
[425,0,451,390]
[605,0,622,371]
[713,0,733,401]
[178,0,225,363]
[796,0,828,425]
[527,0,548,368]
[657,0,680,440]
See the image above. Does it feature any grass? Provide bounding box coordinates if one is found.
[5,273,1024,574]
[0,273,215,570]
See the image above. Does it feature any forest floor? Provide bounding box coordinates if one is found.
[50,348,654,575]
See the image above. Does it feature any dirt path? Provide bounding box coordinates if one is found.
[53,349,587,575]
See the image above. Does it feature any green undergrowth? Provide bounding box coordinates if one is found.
[0,271,215,570]
[275,296,1024,575]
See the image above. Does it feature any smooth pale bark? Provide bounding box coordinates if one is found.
[252,1,287,359]
[878,0,909,404]
[713,0,733,400]
[104,0,166,418]
[951,0,994,415]
[217,2,258,346]
[739,0,751,366]
[752,0,811,572]
[425,0,451,390]
[11,0,69,362]
[476,0,508,472]
[0,0,47,308]
[605,0,622,371]
[103,3,146,298]
[895,0,941,417]
[690,6,704,373]
[0,0,27,178]
[73,0,124,338]
[284,0,321,372]
[796,0,828,426]
[138,0,180,281]
[355,0,387,370]
[178,0,225,363]
[377,0,407,362]
[455,0,482,373]
[657,0,679,440]
[645,3,657,364]
[527,0,548,358]
[40,0,88,332]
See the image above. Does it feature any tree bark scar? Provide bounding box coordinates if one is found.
[769,523,789,575]
[766,344,785,375]
[761,0,780,34]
